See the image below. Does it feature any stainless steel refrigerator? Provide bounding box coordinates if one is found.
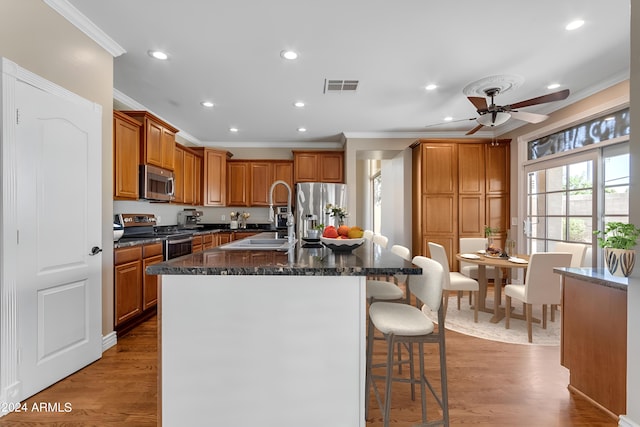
[296,182,348,238]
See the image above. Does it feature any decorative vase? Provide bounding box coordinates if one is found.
[230,220,238,230]
[604,248,636,277]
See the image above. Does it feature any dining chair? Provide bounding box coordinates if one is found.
[363,229,374,240]
[428,242,479,322]
[553,242,587,267]
[365,256,449,427]
[373,234,389,249]
[459,237,498,280]
[504,252,572,343]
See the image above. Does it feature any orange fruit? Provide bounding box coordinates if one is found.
[337,225,350,236]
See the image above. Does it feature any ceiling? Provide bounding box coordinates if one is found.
[62,0,630,147]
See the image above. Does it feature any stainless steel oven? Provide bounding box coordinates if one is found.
[165,235,193,260]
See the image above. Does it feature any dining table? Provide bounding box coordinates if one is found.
[455,252,530,323]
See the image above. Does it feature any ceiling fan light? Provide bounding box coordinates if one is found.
[477,112,511,127]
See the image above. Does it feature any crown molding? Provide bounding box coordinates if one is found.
[113,89,202,146]
[44,0,126,57]
[200,141,344,149]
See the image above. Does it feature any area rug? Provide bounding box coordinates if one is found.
[423,293,561,346]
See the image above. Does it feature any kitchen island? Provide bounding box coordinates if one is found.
[147,233,420,427]
[554,267,627,419]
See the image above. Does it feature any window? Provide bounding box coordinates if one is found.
[524,143,629,267]
[372,169,382,235]
[527,108,629,160]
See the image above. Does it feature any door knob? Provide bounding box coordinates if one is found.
[89,246,103,256]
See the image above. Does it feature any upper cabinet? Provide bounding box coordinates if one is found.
[226,160,294,207]
[173,143,199,205]
[121,111,178,171]
[193,148,228,206]
[113,111,141,200]
[292,150,344,183]
[226,161,250,207]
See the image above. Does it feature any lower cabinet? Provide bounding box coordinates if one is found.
[114,242,163,335]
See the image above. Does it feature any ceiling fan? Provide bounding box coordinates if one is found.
[465,87,570,135]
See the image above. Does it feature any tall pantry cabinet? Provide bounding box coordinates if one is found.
[412,139,510,271]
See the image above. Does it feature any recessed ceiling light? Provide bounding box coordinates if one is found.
[148,50,168,60]
[229,127,239,132]
[280,50,298,60]
[297,127,307,132]
[444,116,453,121]
[425,84,438,91]
[547,83,561,90]
[201,101,214,108]
[566,20,584,31]
[294,101,305,108]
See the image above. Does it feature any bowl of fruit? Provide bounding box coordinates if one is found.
[320,225,365,252]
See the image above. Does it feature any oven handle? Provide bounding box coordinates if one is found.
[167,237,193,244]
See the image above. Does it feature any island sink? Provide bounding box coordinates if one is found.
[220,237,294,251]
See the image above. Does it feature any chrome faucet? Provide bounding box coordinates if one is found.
[269,180,295,243]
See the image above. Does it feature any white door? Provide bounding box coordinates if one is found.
[15,78,102,399]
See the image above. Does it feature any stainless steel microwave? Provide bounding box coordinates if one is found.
[139,164,174,201]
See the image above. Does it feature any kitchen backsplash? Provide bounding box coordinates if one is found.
[113,200,274,226]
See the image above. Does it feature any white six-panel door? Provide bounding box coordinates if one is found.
[1,58,102,405]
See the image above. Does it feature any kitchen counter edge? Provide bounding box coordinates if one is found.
[553,267,628,291]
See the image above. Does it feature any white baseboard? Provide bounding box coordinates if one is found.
[102,331,117,352]
[620,415,640,427]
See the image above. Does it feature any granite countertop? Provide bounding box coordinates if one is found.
[114,223,279,249]
[147,234,420,277]
[554,267,628,291]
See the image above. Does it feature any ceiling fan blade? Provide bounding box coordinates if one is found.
[508,89,570,110]
[468,96,488,112]
[509,110,549,124]
[465,123,484,135]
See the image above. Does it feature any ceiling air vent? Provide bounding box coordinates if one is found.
[324,79,359,93]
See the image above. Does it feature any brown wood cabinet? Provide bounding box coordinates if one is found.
[217,232,233,245]
[194,155,203,206]
[293,150,344,183]
[561,275,627,417]
[226,160,294,207]
[114,246,143,326]
[192,235,203,253]
[121,111,178,171]
[114,242,162,335]
[113,111,141,200]
[173,143,198,205]
[173,145,184,202]
[193,148,227,206]
[412,139,510,270]
[226,161,250,206]
[142,244,163,310]
[202,233,215,250]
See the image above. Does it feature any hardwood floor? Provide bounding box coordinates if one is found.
[1,310,618,426]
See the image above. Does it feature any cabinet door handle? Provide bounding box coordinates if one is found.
[89,246,103,256]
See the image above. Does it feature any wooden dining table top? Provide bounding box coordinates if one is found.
[455,253,530,267]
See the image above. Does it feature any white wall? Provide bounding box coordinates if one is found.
[625,2,640,425]
[344,138,415,248]
[377,150,412,249]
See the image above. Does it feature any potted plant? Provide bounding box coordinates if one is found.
[593,221,640,277]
